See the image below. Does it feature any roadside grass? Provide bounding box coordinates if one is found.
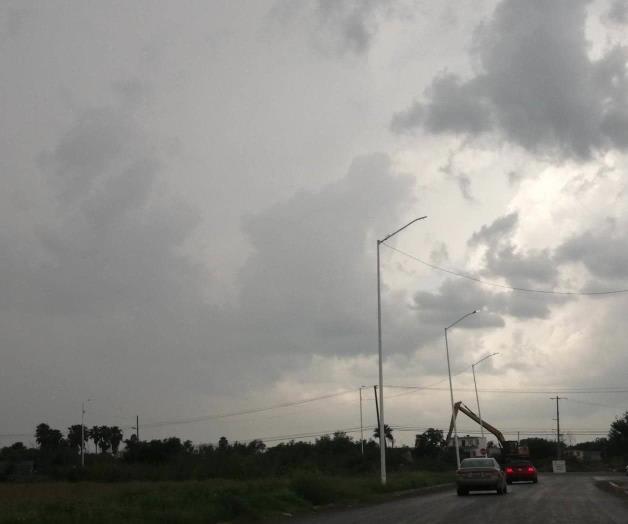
[0,471,453,523]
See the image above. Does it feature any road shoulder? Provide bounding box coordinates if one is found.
[271,482,454,522]
[593,476,628,503]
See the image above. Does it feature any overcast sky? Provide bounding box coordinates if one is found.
[2,0,628,448]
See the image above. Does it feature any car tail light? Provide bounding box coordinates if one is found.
[527,467,535,473]
[505,467,513,474]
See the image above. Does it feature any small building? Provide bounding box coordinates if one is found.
[449,435,488,457]
[564,449,602,462]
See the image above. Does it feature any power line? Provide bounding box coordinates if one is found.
[241,425,611,445]
[564,398,627,412]
[382,242,628,296]
[383,365,473,401]
[139,389,357,429]
[251,427,364,443]
[384,385,628,395]
[1,423,613,445]
[2,384,624,438]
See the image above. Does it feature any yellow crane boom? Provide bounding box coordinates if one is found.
[445,401,506,447]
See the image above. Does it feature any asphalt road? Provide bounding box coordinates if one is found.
[291,474,628,524]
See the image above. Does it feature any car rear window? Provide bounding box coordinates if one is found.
[508,461,532,467]
[460,458,494,468]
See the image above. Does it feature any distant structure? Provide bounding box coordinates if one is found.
[564,449,602,462]
[449,435,488,458]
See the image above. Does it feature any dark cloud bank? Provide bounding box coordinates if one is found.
[392,0,628,160]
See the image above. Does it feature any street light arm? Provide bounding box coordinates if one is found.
[379,216,427,243]
[445,310,478,331]
[472,352,500,368]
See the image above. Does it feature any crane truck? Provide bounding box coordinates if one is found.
[445,401,529,463]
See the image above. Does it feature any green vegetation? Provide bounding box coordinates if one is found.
[2,412,627,521]
[0,426,457,482]
[0,425,454,521]
[0,471,452,523]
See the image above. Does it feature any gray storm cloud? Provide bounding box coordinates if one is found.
[6,99,204,317]
[392,0,628,159]
[3,0,628,447]
[607,0,628,24]
[468,213,559,289]
[271,0,401,57]
[557,218,628,281]
[235,153,416,356]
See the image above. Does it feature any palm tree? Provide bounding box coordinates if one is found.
[89,426,111,454]
[373,424,395,448]
[67,424,88,453]
[109,426,123,455]
[35,423,64,450]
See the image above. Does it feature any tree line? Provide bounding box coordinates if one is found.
[35,423,124,455]
[1,412,627,481]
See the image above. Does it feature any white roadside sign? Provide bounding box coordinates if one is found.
[552,460,567,473]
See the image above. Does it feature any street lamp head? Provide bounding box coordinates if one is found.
[380,216,428,243]
[446,309,479,330]
[472,352,500,367]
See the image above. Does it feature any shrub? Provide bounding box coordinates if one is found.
[290,474,340,505]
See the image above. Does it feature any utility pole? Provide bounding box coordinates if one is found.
[373,385,380,432]
[136,415,139,442]
[359,388,364,456]
[81,402,85,467]
[373,385,389,450]
[550,396,566,459]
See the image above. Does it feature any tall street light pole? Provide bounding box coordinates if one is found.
[81,402,85,467]
[377,216,427,485]
[471,352,499,455]
[445,310,478,469]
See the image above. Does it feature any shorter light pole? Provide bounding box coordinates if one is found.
[445,310,478,469]
[81,398,91,467]
[359,387,365,456]
[471,352,499,455]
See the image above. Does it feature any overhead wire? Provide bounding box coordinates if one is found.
[139,389,357,429]
[240,425,611,445]
[564,397,627,412]
[3,385,624,440]
[382,242,628,296]
[384,385,628,395]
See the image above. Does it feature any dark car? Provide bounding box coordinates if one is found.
[456,457,508,496]
[505,460,538,484]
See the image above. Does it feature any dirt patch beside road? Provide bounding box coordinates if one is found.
[594,478,628,501]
